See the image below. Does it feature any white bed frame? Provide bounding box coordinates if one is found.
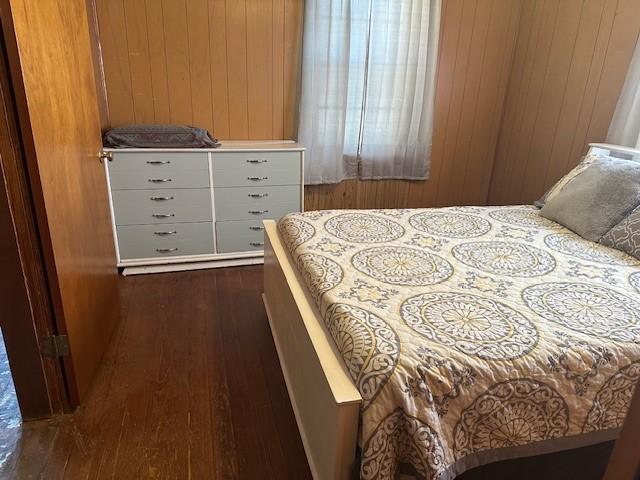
[589,142,640,161]
[262,143,640,480]
[263,221,361,480]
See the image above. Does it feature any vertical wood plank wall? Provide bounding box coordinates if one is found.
[96,0,302,141]
[489,0,640,205]
[95,0,640,209]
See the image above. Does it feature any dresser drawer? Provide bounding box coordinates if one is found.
[109,169,210,190]
[214,185,300,221]
[109,152,208,172]
[117,222,214,260]
[112,189,212,226]
[216,220,266,253]
[212,151,300,187]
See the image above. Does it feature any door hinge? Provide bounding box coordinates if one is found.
[41,335,70,358]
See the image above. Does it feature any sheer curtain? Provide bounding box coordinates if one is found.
[299,0,441,184]
[608,37,640,149]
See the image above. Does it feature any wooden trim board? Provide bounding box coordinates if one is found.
[0,22,67,417]
[263,220,361,480]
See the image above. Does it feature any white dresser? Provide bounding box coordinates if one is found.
[103,141,304,274]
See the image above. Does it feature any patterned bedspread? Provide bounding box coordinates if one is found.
[277,206,640,480]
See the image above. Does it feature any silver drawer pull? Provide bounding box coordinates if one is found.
[247,176,268,181]
[154,230,177,236]
[246,159,268,164]
[150,196,174,201]
[152,213,175,218]
[146,160,171,165]
[249,226,265,231]
[248,193,269,198]
[148,178,173,183]
[249,242,264,247]
[248,210,269,215]
[156,247,178,253]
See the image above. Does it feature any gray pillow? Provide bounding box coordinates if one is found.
[540,157,640,241]
[599,205,640,259]
[534,155,590,208]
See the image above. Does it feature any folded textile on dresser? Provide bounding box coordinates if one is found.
[103,124,220,148]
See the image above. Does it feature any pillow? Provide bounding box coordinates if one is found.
[599,205,640,260]
[534,155,592,208]
[540,157,640,242]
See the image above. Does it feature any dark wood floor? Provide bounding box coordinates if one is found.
[0,265,617,480]
[0,266,311,479]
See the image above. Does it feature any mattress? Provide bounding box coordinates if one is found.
[277,205,640,480]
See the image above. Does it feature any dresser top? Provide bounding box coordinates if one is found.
[104,140,305,153]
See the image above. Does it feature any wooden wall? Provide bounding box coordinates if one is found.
[95,0,640,209]
[96,0,302,140]
[489,0,640,205]
[95,0,523,209]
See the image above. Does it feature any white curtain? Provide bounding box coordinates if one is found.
[299,0,441,184]
[608,37,640,149]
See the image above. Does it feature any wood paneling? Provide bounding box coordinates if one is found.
[4,0,120,404]
[95,0,522,209]
[96,0,303,140]
[489,0,640,205]
[96,0,640,210]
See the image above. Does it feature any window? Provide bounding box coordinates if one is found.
[299,0,441,184]
[608,38,640,149]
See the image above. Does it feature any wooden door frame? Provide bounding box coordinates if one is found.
[1,0,121,407]
[0,8,69,419]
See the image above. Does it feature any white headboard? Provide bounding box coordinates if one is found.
[588,143,640,162]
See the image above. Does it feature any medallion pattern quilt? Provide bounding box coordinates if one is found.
[277,206,640,480]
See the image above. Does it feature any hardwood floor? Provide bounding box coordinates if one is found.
[0,265,617,480]
[0,266,312,479]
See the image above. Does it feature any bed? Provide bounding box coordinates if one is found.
[262,143,640,480]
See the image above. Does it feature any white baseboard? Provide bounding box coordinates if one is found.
[121,257,264,275]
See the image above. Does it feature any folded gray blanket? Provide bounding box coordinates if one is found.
[103,124,220,148]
